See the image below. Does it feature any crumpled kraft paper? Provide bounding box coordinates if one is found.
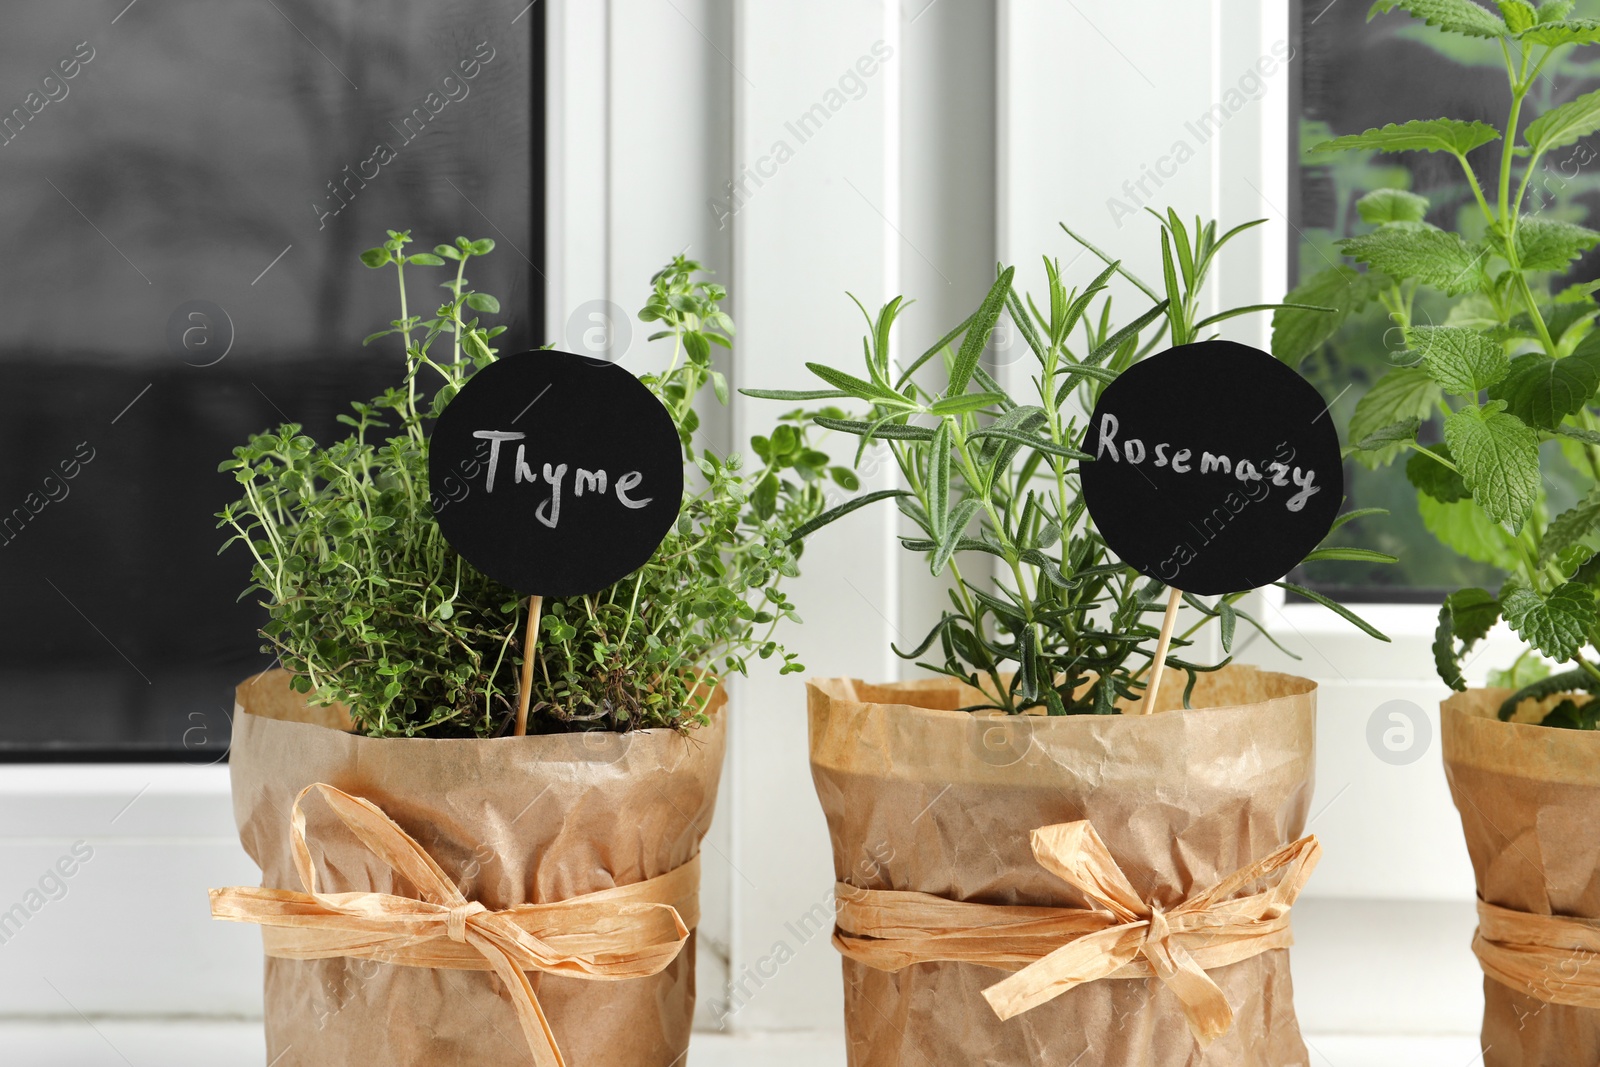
[1444,687,1600,1067]
[807,663,1318,1067]
[228,669,725,1067]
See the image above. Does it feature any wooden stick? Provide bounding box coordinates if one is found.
[1139,586,1183,716]
[514,594,543,737]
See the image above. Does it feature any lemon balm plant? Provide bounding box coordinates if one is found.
[219,232,829,738]
[1277,0,1600,725]
[753,211,1390,716]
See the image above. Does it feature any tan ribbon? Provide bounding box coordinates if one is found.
[834,821,1320,1046]
[210,783,696,1067]
[1474,898,1600,1008]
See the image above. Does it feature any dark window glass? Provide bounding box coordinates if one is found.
[1291,0,1596,601]
[0,1,543,758]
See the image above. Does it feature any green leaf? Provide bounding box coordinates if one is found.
[1406,443,1470,502]
[1193,303,1335,333]
[1514,217,1600,271]
[469,239,496,255]
[1368,0,1509,35]
[1277,582,1392,641]
[359,247,391,268]
[1086,299,1170,365]
[1538,0,1576,21]
[1498,0,1537,31]
[1444,403,1541,529]
[1272,266,1386,364]
[806,363,913,406]
[1486,656,1550,689]
[966,427,1093,461]
[1418,493,1522,568]
[1529,16,1600,43]
[740,388,850,401]
[1526,86,1600,155]
[812,416,937,441]
[1408,325,1509,394]
[1449,587,1503,646]
[1557,425,1600,445]
[1486,349,1600,429]
[407,253,446,266]
[1434,587,1501,690]
[465,293,500,314]
[1312,118,1501,156]
[1218,598,1237,652]
[1339,226,1486,295]
[931,421,952,540]
[948,267,1014,397]
[1358,188,1432,225]
[784,489,910,543]
[929,391,1007,415]
[1355,417,1423,451]
[1542,487,1600,563]
[1302,546,1402,563]
[931,499,981,577]
[1502,583,1597,659]
[1520,16,1600,44]
[751,473,779,520]
[1331,506,1391,532]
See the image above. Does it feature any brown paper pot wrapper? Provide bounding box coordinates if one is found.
[228,669,725,1067]
[1444,687,1600,1066]
[807,663,1318,1067]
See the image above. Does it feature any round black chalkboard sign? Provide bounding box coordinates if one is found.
[1078,339,1342,596]
[428,350,683,597]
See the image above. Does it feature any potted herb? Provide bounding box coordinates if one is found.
[210,233,827,1067]
[1276,3,1600,1061]
[753,213,1389,1066]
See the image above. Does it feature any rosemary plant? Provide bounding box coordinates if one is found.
[753,212,1390,715]
[220,232,828,738]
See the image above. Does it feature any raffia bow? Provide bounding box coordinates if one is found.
[834,821,1320,1045]
[210,783,697,1067]
[1473,898,1600,1008]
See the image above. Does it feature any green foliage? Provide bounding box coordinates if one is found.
[1406,443,1470,501]
[1368,0,1518,35]
[761,211,1388,716]
[1274,266,1389,364]
[1312,117,1502,155]
[1443,403,1542,528]
[1489,346,1600,427]
[1542,486,1600,560]
[219,234,826,738]
[1510,216,1600,270]
[1503,581,1597,657]
[1339,225,1487,295]
[1410,324,1511,394]
[1435,587,1502,689]
[1287,1,1600,719]
[1347,366,1445,466]
[1358,188,1433,225]
[1498,666,1600,719]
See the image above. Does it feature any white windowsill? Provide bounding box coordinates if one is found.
[0,1023,1487,1066]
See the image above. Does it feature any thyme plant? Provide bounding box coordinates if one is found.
[753,212,1389,715]
[220,232,828,738]
[1277,0,1600,726]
